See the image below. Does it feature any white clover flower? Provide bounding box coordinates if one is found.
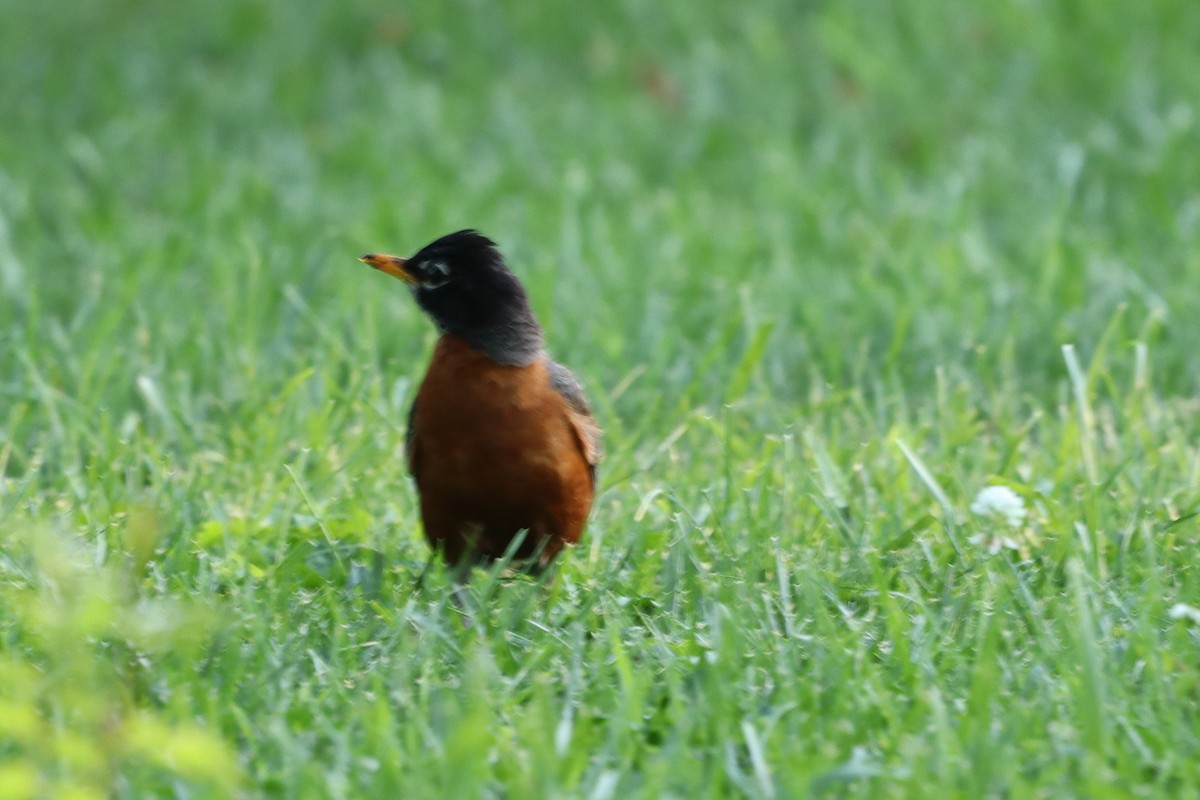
[1168,603,1200,624]
[970,485,1027,528]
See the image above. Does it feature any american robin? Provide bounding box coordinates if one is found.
[360,230,601,581]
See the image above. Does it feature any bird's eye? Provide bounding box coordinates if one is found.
[422,260,451,289]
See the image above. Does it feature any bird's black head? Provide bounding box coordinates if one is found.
[360,230,543,365]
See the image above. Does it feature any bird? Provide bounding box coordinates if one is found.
[359,230,601,585]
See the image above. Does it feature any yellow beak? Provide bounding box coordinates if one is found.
[359,253,417,284]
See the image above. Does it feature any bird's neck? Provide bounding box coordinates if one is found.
[449,310,544,366]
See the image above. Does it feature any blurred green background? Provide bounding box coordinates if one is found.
[2,1,1199,797]
[4,0,1199,406]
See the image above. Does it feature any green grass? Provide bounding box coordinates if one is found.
[2,0,1199,797]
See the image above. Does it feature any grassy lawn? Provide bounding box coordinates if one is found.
[2,1,1199,797]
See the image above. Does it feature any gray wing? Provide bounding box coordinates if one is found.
[548,360,602,480]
